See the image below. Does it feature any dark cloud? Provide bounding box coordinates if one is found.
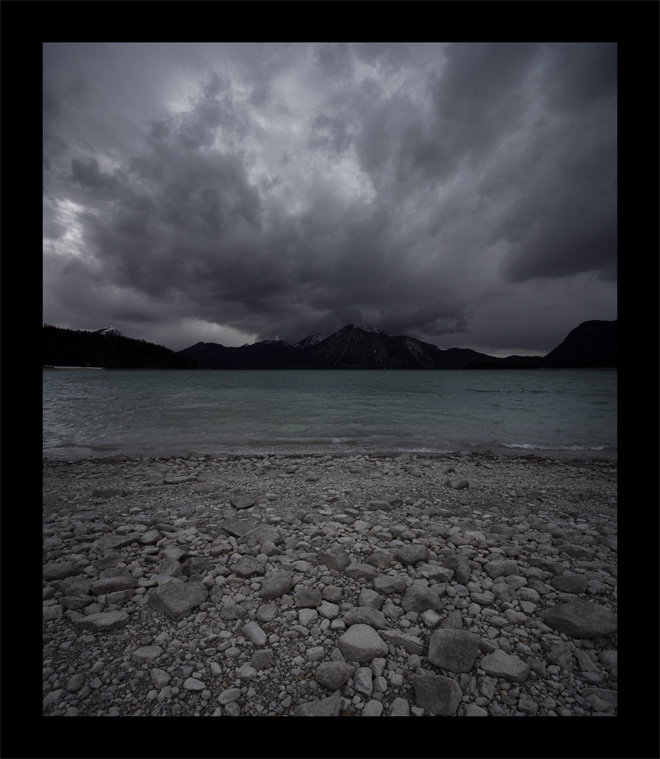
[43,43,617,355]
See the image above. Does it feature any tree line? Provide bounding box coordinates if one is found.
[43,325,197,369]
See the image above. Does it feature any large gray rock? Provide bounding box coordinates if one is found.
[441,554,472,585]
[294,588,323,608]
[344,563,377,581]
[131,645,163,664]
[481,648,530,682]
[60,576,93,596]
[242,621,267,647]
[230,495,256,510]
[150,668,170,688]
[337,624,388,663]
[484,559,519,579]
[43,562,79,581]
[344,606,387,629]
[316,546,351,572]
[260,571,294,600]
[232,557,264,578]
[413,673,462,715]
[541,602,617,638]
[366,549,395,569]
[148,579,208,620]
[446,478,469,490]
[140,529,161,545]
[68,610,130,631]
[91,576,138,595]
[220,518,258,537]
[239,524,284,546]
[157,556,184,578]
[315,661,355,690]
[43,604,63,621]
[373,574,408,594]
[396,544,430,566]
[293,689,342,716]
[428,628,480,673]
[390,697,411,716]
[354,667,373,697]
[551,573,589,594]
[402,581,440,612]
[218,603,248,620]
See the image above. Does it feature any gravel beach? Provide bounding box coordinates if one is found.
[42,450,618,719]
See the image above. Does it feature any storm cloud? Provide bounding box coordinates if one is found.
[43,42,617,355]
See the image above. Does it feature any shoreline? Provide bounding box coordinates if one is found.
[43,451,617,717]
[42,443,618,464]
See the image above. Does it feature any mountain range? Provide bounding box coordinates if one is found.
[179,320,617,370]
[43,320,617,370]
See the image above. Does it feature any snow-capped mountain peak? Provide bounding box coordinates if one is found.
[93,326,123,337]
[295,333,327,349]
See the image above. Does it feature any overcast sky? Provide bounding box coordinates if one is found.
[43,42,617,356]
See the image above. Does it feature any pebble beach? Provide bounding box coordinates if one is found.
[42,450,618,719]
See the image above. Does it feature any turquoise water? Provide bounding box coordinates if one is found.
[42,369,617,459]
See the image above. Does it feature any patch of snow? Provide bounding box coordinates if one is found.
[93,326,123,337]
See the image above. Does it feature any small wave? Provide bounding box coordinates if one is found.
[503,443,609,451]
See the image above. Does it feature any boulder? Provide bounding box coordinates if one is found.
[293,689,342,716]
[373,574,408,594]
[428,628,480,673]
[68,610,130,632]
[232,557,264,578]
[43,562,79,581]
[316,546,351,572]
[395,545,430,566]
[441,554,472,585]
[148,579,208,621]
[446,478,469,490]
[390,697,411,716]
[344,606,387,629]
[484,559,519,579]
[294,588,323,608]
[242,621,267,647]
[481,648,530,682]
[131,646,163,664]
[337,624,388,663]
[344,563,377,581]
[230,495,256,510]
[551,573,589,594]
[413,674,462,715]
[315,661,355,690]
[402,581,440,612]
[260,571,294,600]
[541,602,617,638]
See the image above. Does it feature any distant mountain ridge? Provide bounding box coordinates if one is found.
[43,320,617,370]
[179,320,617,370]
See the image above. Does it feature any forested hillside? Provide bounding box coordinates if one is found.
[43,325,197,369]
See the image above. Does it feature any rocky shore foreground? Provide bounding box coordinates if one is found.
[42,451,617,718]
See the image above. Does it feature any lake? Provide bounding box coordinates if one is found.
[42,369,617,460]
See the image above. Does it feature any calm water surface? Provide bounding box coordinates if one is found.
[43,369,617,460]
